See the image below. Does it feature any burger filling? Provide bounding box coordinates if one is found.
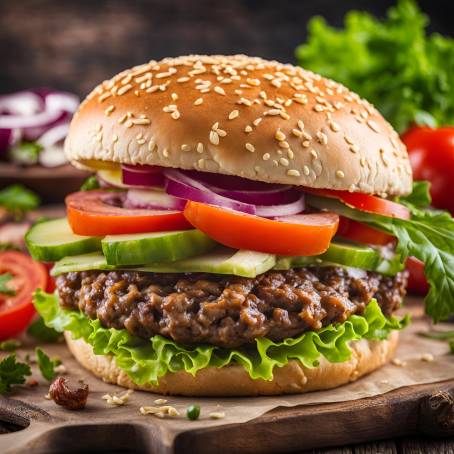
[56,268,407,349]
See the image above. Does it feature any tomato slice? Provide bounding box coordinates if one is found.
[337,217,394,246]
[66,190,191,236]
[184,201,339,256]
[306,188,410,220]
[0,251,48,341]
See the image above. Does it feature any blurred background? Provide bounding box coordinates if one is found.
[1,0,453,97]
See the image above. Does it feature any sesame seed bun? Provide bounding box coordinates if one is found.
[65,55,412,196]
[64,331,398,396]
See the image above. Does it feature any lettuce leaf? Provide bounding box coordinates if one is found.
[296,0,454,132]
[34,290,407,384]
[308,187,454,322]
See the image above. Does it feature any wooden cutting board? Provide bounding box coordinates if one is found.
[1,299,454,454]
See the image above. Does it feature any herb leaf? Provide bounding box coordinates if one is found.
[35,348,60,381]
[0,354,31,394]
[0,339,21,351]
[296,0,454,132]
[0,273,16,296]
[0,184,40,216]
[9,142,43,166]
[80,176,100,191]
[398,181,432,209]
[27,317,62,342]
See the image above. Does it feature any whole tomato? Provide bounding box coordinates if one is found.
[402,126,454,214]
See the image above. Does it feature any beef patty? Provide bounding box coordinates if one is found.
[56,267,407,348]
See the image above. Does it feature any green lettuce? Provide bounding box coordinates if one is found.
[296,0,454,132]
[34,290,407,384]
[308,184,454,322]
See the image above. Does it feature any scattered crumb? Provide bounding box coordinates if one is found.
[102,389,134,406]
[391,358,407,367]
[140,405,180,418]
[44,393,51,400]
[380,380,389,385]
[209,411,225,420]
[420,353,435,362]
[154,398,168,405]
[26,379,39,387]
[55,365,67,375]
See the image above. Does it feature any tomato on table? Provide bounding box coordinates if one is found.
[337,217,395,246]
[406,256,429,295]
[402,126,454,215]
[0,251,48,341]
[183,201,339,256]
[66,190,191,236]
[306,188,410,220]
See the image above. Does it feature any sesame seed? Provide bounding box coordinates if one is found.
[112,134,119,143]
[137,138,146,145]
[279,111,290,120]
[163,149,169,158]
[310,149,318,159]
[212,122,219,131]
[360,157,366,167]
[253,117,262,126]
[316,131,328,145]
[344,134,354,145]
[197,142,204,153]
[278,141,290,149]
[259,91,267,99]
[297,120,305,130]
[177,77,190,83]
[313,104,324,112]
[217,129,227,137]
[132,118,151,125]
[287,149,294,159]
[148,138,156,151]
[171,111,180,120]
[336,170,345,179]
[214,86,226,96]
[117,84,132,96]
[245,143,255,152]
[287,169,301,177]
[98,92,111,103]
[303,165,310,176]
[220,78,232,84]
[96,123,102,132]
[263,153,270,161]
[247,78,261,86]
[125,120,133,128]
[275,129,286,141]
[198,158,205,168]
[171,93,178,101]
[145,86,160,94]
[265,109,281,116]
[279,157,289,166]
[367,119,381,133]
[292,129,303,137]
[228,110,239,120]
[194,97,203,106]
[238,97,252,106]
[328,121,340,132]
[302,140,310,148]
[244,125,253,133]
[209,131,220,145]
[349,144,359,153]
[181,144,191,152]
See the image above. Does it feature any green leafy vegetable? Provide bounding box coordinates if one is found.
[34,290,407,385]
[0,184,40,217]
[0,339,21,351]
[0,273,16,296]
[308,187,454,322]
[35,347,60,381]
[0,354,31,394]
[27,316,62,342]
[398,181,432,209]
[9,142,43,166]
[296,0,454,131]
[80,176,100,191]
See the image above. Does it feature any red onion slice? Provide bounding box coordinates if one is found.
[122,164,165,187]
[255,194,305,217]
[125,188,186,211]
[213,186,298,205]
[37,123,70,148]
[0,91,43,116]
[164,169,256,214]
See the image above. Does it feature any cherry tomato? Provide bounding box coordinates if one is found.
[66,190,191,236]
[184,201,339,256]
[337,217,394,246]
[306,188,410,220]
[0,251,48,341]
[402,126,454,214]
[406,256,429,295]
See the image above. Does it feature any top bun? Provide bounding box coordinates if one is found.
[65,55,412,196]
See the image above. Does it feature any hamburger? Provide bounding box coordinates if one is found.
[26,55,454,396]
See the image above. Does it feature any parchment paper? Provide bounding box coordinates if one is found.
[3,300,454,441]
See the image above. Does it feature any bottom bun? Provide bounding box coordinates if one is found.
[65,331,398,396]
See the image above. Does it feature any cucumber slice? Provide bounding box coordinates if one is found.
[52,248,276,278]
[25,218,102,262]
[101,230,217,266]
